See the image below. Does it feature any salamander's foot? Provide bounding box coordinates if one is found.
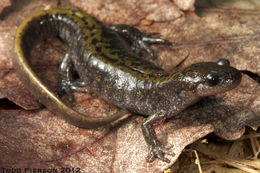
[57,80,89,102]
[146,143,174,163]
[133,34,171,59]
[57,52,90,102]
[56,79,74,102]
[108,24,171,58]
[141,111,174,163]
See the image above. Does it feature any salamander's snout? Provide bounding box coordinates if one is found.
[195,59,242,97]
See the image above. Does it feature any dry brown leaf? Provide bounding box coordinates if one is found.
[0,0,259,172]
[0,0,11,14]
[173,0,195,11]
[69,0,186,25]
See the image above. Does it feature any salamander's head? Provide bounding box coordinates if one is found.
[176,59,241,98]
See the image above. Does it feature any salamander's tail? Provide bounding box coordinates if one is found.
[14,9,131,129]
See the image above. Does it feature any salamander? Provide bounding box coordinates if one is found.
[13,9,242,163]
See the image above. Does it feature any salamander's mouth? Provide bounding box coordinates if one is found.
[196,66,242,97]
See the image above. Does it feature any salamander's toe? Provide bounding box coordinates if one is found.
[146,144,174,163]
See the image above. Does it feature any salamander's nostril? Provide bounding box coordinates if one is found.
[230,69,242,88]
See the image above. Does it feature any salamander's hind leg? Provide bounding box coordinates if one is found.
[141,111,174,163]
[108,24,171,59]
[57,51,89,102]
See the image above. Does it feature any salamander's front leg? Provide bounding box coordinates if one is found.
[57,52,89,102]
[141,111,174,163]
[108,24,171,58]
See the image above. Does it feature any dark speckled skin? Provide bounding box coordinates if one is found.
[14,9,242,163]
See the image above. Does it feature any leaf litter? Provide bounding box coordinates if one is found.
[0,0,259,172]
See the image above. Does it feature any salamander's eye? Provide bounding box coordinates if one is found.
[217,59,230,66]
[206,72,220,86]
